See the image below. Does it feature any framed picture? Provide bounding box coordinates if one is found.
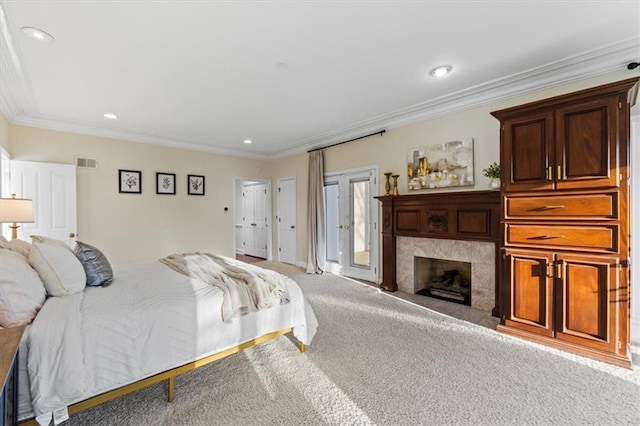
[188,174,205,196]
[407,138,474,191]
[156,172,176,195]
[119,169,142,193]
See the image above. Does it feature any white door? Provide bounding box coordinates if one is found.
[277,177,297,265]
[242,183,268,258]
[7,160,77,243]
[324,167,378,282]
[242,184,256,255]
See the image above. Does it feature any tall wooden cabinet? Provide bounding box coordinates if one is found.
[492,77,639,368]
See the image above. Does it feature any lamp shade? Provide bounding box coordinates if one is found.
[0,197,35,223]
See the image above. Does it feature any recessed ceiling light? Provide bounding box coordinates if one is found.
[429,65,453,78]
[21,27,54,42]
[243,139,252,144]
[275,62,288,70]
[104,113,118,120]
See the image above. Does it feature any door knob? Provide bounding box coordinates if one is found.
[290,225,295,229]
[69,233,76,238]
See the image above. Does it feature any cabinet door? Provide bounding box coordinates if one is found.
[555,96,619,190]
[502,112,555,192]
[503,249,554,337]
[555,253,618,352]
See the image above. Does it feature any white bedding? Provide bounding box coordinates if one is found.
[19,258,317,425]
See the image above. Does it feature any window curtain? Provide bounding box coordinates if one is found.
[306,150,326,274]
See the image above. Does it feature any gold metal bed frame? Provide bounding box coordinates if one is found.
[19,327,305,425]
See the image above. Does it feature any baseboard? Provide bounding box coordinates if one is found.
[497,325,632,369]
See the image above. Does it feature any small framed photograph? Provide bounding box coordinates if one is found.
[188,174,205,196]
[119,169,142,193]
[156,172,176,195]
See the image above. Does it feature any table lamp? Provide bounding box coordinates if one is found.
[0,194,34,239]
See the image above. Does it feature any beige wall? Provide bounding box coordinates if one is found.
[4,70,636,267]
[8,126,271,263]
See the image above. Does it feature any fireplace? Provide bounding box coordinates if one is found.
[397,236,495,311]
[376,190,501,316]
[415,257,471,306]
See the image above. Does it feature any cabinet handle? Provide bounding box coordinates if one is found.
[529,234,565,240]
[251,223,257,226]
[557,165,562,180]
[542,205,564,210]
[546,166,553,181]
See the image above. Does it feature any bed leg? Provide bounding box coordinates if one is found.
[298,342,306,353]
[167,376,175,402]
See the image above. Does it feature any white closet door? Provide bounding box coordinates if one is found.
[277,178,296,265]
[253,183,268,258]
[242,184,257,256]
[242,183,268,258]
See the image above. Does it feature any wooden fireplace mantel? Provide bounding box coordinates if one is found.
[375,189,501,316]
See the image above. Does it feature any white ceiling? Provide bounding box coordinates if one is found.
[1,1,638,159]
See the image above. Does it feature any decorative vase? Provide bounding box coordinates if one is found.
[384,173,392,196]
[392,174,399,196]
[489,178,500,189]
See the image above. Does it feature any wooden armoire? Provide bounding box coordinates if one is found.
[491,77,639,368]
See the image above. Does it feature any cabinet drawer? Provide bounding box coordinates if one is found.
[505,193,617,220]
[505,224,618,252]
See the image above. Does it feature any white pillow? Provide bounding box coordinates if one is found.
[31,235,75,249]
[0,237,33,258]
[0,248,47,327]
[29,240,86,296]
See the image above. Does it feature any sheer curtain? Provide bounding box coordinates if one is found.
[306,150,326,274]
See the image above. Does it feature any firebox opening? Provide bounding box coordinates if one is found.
[414,257,471,306]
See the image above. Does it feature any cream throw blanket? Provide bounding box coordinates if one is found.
[160,253,289,321]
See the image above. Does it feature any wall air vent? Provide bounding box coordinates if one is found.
[75,156,98,169]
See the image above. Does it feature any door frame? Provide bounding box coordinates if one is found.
[324,164,379,282]
[232,176,272,260]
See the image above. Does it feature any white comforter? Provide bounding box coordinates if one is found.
[22,259,317,425]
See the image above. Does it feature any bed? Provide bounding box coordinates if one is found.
[0,237,317,426]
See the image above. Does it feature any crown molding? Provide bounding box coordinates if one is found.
[270,38,639,159]
[11,114,271,160]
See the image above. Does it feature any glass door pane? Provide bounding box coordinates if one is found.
[350,178,370,268]
[324,183,340,264]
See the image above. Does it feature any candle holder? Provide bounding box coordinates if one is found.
[384,173,392,196]
[392,174,399,196]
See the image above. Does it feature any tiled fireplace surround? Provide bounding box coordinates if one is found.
[397,236,496,312]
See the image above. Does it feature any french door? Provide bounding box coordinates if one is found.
[324,166,378,282]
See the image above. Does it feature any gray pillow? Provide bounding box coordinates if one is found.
[73,241,113,286]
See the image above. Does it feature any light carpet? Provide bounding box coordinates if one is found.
[69,262,640,425]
